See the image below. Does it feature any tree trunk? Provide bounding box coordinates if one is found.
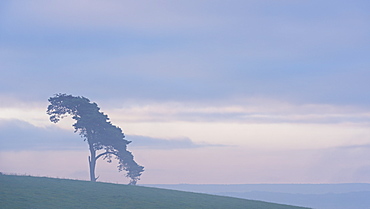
[88,142,97,182]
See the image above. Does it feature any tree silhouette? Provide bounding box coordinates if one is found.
[47,94,144,185]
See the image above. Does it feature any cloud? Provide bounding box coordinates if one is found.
[2,98,370,135]
[105,100,370,124]
[128,135,224,150]
[307,145,370,182]
[3,0,222,32]
[0,119,85,151]
[0,119,216,151]
[337,144,370,150]
[0,0,370,115]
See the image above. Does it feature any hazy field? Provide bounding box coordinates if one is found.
[0,174,310,209]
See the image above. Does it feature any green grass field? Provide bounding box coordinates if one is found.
[0,174,310,209]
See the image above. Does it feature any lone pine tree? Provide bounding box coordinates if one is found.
[47,94,144,185]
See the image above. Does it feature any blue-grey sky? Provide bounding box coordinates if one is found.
[1,0,370,184]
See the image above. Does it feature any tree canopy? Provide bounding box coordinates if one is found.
[47,94,144,185]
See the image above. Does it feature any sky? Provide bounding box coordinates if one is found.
[1,0,370,184]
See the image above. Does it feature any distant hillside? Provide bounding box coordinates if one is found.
[0,174,309,209]
[217,191,370,209]
[144,184,370,209]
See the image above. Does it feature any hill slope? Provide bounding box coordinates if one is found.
[0,174,310,209]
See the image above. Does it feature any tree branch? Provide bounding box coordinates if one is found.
[96,151,118,161]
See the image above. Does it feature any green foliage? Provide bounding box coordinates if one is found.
[0,175,311,209]
[47,93,144,184]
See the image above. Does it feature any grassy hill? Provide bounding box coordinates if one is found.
[0,174,310,209]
